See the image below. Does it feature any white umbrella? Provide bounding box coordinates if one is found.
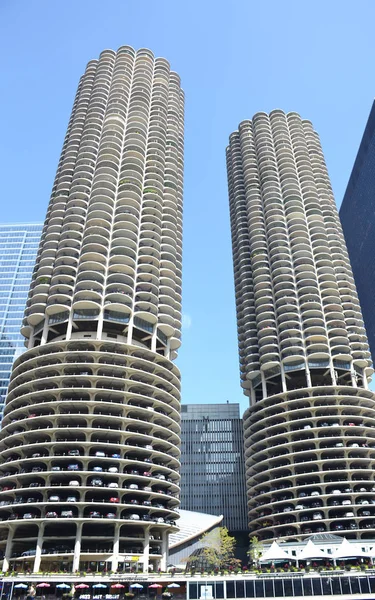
[260,540,294,562]
[167,584,180,589]
[299,539,332,560]
[93,584,107,589]
[14,585,28,589]
[130,584,143,589]
[333,537,372,559]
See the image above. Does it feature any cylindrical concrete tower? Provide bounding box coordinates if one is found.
[0,46,184,574]
[227,110,375,543]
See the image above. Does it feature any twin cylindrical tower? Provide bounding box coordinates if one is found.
[227,110,375,543]
[0,46,184,574]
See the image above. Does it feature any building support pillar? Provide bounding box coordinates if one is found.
[2,526,14,572]
[280,366,287,393]
[73,522,83,573]
[305,365,312,388]
[33,523,45,573]
[363,368,369,390]
[143,527,150,574]
[111,523,120,572]
[96,309,104,341]
[260,371,267,400]
[160,530,168,571]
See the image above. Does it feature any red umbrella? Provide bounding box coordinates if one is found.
[75,584,90,589]
[36,584,50,588]
[111,584,125,589]
[148,585,163,589]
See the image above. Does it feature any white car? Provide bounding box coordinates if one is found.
[69,480,80,487]
[108,482,119,489]
[311,491,320,497]
[313,512,323,520]
[332,490,342,495]
[342,499,351,506]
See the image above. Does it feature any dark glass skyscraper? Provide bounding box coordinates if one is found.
[180,403,248,532]
[340,100,375,368]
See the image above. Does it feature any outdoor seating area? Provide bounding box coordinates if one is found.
[0,581,187,600]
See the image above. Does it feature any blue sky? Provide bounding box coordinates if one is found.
[1,0,375,411]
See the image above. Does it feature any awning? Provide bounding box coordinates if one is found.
[298,539,332,560]
[260,541,296,562]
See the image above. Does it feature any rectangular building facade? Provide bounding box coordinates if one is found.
[0,223,42,419]
[180,403,248,532]
[340,100,375,368]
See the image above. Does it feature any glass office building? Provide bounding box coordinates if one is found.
[0,223,42,420]
[340,100,375,368]
[180,403,248,532]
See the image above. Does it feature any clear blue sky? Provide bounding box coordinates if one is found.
[1,0,375,411]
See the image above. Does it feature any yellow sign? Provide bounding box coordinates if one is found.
[131,556,140,561]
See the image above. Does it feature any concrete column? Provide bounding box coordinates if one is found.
[2,527,14,572]
[151,329,157,353]
[73,522,83,573]
[28,333,35,350]
[305,366,312,388]
[33,523,45,573]
[351,368,357,388]
[363,369,369,390]
[127,318,134,345]
[66,312,74,341]
[329,362,337,385]
[111,523,120,572]
[160,530,168,571]
[143,528,150,574]
[96,309,104,340]
[41,319,49,345]
[280,366,287,393]
[261,372,267,399]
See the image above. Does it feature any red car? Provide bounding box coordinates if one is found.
[109,497,119,504]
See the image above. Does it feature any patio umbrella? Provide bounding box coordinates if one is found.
[14,585,28,589]
[56,585,71,590]
[93,584,107,589]
[111,585,125,589]
[130,584,143,589]
[167,585,180,589]
[75,584,90,589]
[149,585,163,589]
[36,584,51,588]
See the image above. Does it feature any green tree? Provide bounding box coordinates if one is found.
[248,536,264,567]
[200,527,240,570]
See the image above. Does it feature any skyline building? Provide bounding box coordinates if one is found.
[180,403,248,532]
[340,100,375,368]
[226,110,375,543]
[0,223,42,421]
[0,45,184,574]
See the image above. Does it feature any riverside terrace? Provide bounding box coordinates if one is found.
[2,572,375,600]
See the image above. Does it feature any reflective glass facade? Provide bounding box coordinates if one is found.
[180,403,248,532]
[0,223,42,419]
[340,100,375,368]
